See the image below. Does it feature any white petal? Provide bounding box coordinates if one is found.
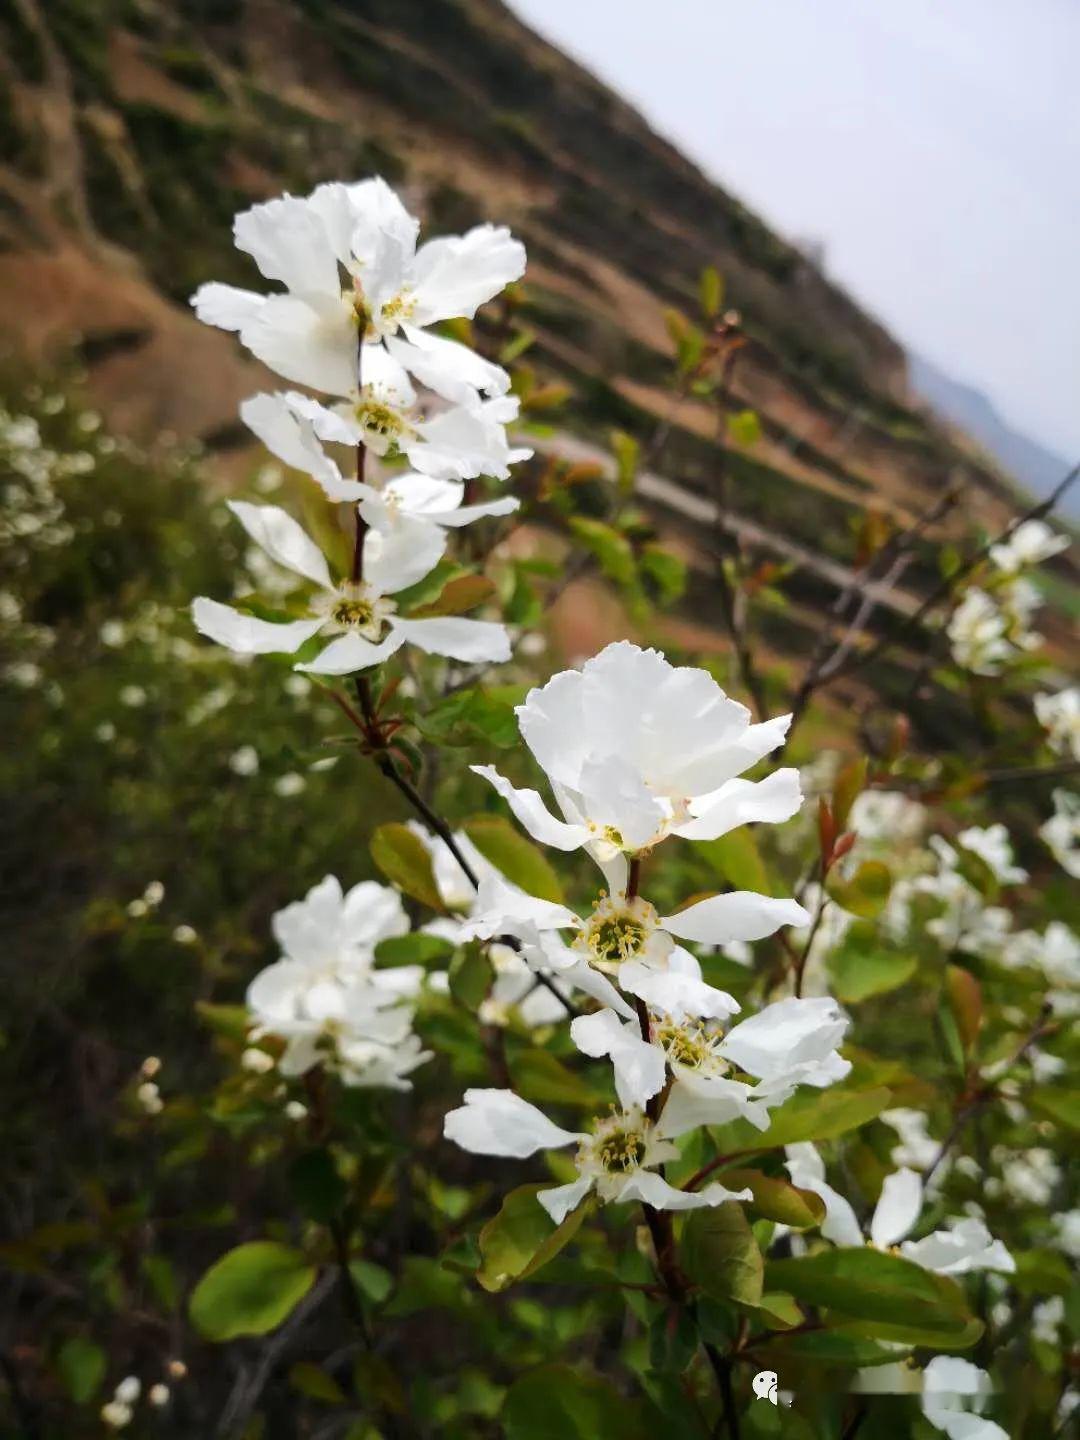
[537,1175,594,1225]
[901,1218,1015,1276]
[408,402,519,481]
[227,500,333,590]
[241,392,360,500]
[361,511,446,592]
[618,956,739,1022]
[557,958,636,1020]
[616,1169,751,1211]
[192,597,323,655]
[233,193,342,298]
[389,325,510,402]
[287,391,365,447]
[661,892,810,945]
[656,1070,775,1139]
[461,871,578,939]
[391,616,511,663]
[719,996,849,1081]
[298,630,406,675]
[241,295,357,396]
[870,1168,924,1249]
[471,765,592,850]
[784,1151,864,1247]
[442,1088,582,1157]
[570,1009,666,1109]
[426,495,520,526]
[191,282,264,331]
[410,224,526,323]
[676,768,804,841]
[576,753,666,850]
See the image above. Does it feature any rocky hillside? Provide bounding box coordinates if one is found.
[1,0,1074,666]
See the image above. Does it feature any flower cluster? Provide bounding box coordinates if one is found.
[947,519,1067,675]
[245,876,431,1089]
[444,642,853,1219]
[190,178,528,675]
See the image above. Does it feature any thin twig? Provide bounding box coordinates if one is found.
[703,1341,741,1440]
[828,460,1080,688]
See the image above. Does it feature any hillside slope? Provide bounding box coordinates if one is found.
[0,0,1074,656]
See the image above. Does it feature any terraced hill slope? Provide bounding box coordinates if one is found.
[1,0,1075,685]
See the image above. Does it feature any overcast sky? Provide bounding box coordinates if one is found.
[509,0,1080,461]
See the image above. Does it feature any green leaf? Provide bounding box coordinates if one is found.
[370,823,444,911]
[409,573,495,618]
[721,1169,826,1229]
[611,429,640,493]
[349,1258,393,1304]
[681,1203,763,1306]
[374,933,455,969]
[503,1364,647,1439]
[508,1048,598,1108]
[639,544,687,605]
[827,948,917,1004]
[1012,1248,1073,1296]
[568,517,635,585]
[391,559,464,613]
[419,688,518,748]
[707,1085,893,1153]
[832,757,868,831]
[289,1362,345,1404]
[826,860,892,918]
[57,1336,106,1404]
[463,816,564,903]
[945,964,982,1057]
[189,1241,317,1342]
[195,1002,250,1042]
[384,1256,466,1317]
[700,264,724,318]
[477,1183,589,1292]
[288,1149,347,1224]
[693,829,769,894]
[1027,1087,1080,1132]
[353,1352,406,1414]
[765,1248,974,1338]
[728,409,762,447]
[766,1329,909,1367]
[448,942,493,1011]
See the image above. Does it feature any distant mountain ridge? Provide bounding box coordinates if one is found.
[910,354,1078,519]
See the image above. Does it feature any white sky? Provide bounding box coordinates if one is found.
[508,0,1080,460]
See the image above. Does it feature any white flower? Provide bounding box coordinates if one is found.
[244,389,524,513]
[1032,1295,1065,1345]
[1040,789,1080,878]
[955,824,1027,884]
[229,744,260,776]
[443,1090,752,1224]
[1053,1208,1080,1260]
[1003,921,1080,986]
[1001,1147,1061,1207]
[192,178,525,396]
[462,870,806,1023]
[1034,686,1080,760]
[279,368,529,484]
[172,924,198,945]
[947,589,1010,675]
[148,1384,170,1407]
[114,1377,141,1406]
[247,876,429,1088]
[786,1144,1013,1275]
[284,1100,308,1122]
[473,641,801,890]
[577,996,849,1136]
[241,1047,275,1074]
[921,1357,1007,1440]
[989,518,1068,572]
[192,500,509,675]
[881,1107,940,1170]
[100,1401,132,1429]
[119,684,147,708]
[135,1082,163,1115]
[273,772,306,797]
[847,789,925,850]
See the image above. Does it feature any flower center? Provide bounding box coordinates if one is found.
[356,398,406,447]
[595,1126,646,1173]
[331,596,375,629]
[317,583,392,641]
[656,1019,721,1070]
[579,895,659,967]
